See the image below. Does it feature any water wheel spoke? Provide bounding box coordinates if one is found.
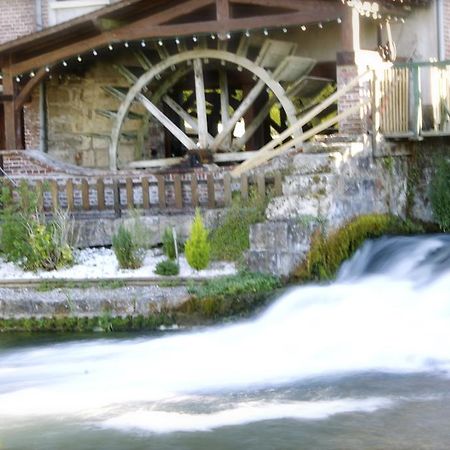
[193,58,209,149]
[211,79,266,151]
[219,68,231,148]
[137,93,197,150]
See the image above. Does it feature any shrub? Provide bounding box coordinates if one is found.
[154,259,180,276]
[185,208,210,270]
[430,157,450,231]
[0,183,74,271]
[162,227,183,260]
[112,225,144,269]
[293,214,424,282]
[209,190,267,261]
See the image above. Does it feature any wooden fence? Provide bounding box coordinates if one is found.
[3,171,283,215]
[373,60,450,138]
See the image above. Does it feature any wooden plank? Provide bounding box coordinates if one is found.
[50,180,59,211]
[157,175,166,209]
[256,173,265,198]
[2,73,20,150]
[207,173,215,208]
[137,93,197,150]
[193,58,209,148]
[96,178,105,211]
[219,68,231,148]
[191,175,199,207]
[223,172,232,206]
[240,174,248,202]
[412,66,422,137]
[174,174,183,209]
[142,177,150,209]
[112,180,121,217]
[66,179,74,212]
[126,177,134,209]
[81,179,90,211]
[216,0,230,21]
[274,171,283,196]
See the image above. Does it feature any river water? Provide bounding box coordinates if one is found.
[2,235,450,449]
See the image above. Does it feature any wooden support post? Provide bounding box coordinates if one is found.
[174,174,183,208]
[223,172,232,206]
[193,58,209,148]
[112,179,121,217]
[219,68,231,148]
[66,179,74,211]
[50,180,59,211]
[97,178,105,211]
[412,65,422,137]
[207,173,215,208]
[142,177,150,209]
[2,72,21,149]
[81,179,90,211]
[126,177,134,209]
[191,175,199,207]
[157,175,166,209]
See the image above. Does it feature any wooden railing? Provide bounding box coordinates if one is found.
[2,171,283,215]
[373,60,450,138]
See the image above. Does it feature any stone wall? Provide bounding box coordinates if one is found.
[246,136,449,277]
[45,57,163,169]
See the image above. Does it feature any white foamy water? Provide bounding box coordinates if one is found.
[1,235,450,433]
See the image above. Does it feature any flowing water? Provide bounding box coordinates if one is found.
[2,235,450,449]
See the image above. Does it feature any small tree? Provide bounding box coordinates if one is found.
[185,208,210,270]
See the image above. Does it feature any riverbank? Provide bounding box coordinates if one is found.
[0,272,282,333]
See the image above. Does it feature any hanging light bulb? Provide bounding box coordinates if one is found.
[318,22,323,29]
[92,49,98,56]
[337,17,342,24]
[30,71,35,77]
[62,60,68,67]
[282,27,288,33]
[245,30,250,37]
[45,66,50,72]
[175,37,180,44]
[124,41,129,48]
[210,33,216,40]
[77,55,82,62]
[16,76,21,83]
[192,35,198,42]
[263,28,269,36]
[108,44,113,51]
[158,40,163,46]
[226,32,231,39]
[301,25,307,31]
[141,40,146,47]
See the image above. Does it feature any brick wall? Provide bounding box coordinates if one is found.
[0,0,36,44]
[24,88,41,150]
[445,0,450,59]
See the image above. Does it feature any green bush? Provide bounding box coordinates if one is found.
[162,227,183,260]
[209,190,267,261]
[294,214,423,282]
[154,259,180,276]
[112,225,144,269]
[0,183,74,271]
[430,157,450,231]
[185,208,210,270]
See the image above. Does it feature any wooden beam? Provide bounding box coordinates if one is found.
[15,67,47,111]
[230,0,300,9]
[137,93,197,150]
[163,95,214,145]
[216,0,230,21]
[9,6,340,76]
[193,59,209,149]
[219,68,231,148]
[2,72,20,149]
[211,79,265,151]
[231,101,369,177]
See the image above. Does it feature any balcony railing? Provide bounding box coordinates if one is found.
[373,61,450,139]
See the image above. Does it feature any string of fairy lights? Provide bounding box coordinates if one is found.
[4,1,406,85]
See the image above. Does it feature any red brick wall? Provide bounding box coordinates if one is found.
[445,0,450,59]
[0,0,37,44]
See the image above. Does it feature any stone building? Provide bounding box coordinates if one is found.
[0,0,448,172]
